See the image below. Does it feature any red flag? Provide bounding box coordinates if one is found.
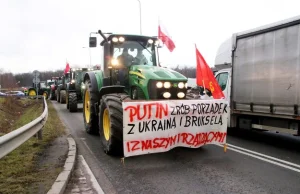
[64,62,70,74]
[195,45,225,99]
[158,19,175,52]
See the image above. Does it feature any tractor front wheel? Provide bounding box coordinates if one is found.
[60,90,66,104]
[99,93,130,156]
[42,91,48,99]
[83,80,98,134]
[69,92,78,112]
[56,89,60,102]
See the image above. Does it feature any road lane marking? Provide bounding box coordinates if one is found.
[78,155,105,194]
[227,143,300,169]
[215,144,300,173]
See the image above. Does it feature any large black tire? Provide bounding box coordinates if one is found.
[56,89,60,102]
[60,90,66,104]
[66,92,69,109]
[99,93,130,156]
[69,92,78,112]
[83,80,99,134]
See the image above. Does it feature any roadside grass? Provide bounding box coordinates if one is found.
[0,100,66,194]
[0,97,38,135]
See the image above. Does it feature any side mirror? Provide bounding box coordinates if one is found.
[89,37,97,47]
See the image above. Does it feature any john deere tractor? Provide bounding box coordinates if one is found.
[83,30,188,156]
[49,77,60,100]
[56,74,69,103]
[28,81,51,99]
[66,67,91,112]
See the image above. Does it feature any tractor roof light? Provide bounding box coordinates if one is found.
[178,82,185,89]
[148,39,154,44]
[164,82,171,89]
[119,37,125,42]
[156,82,163,88]
[163,92,171,99]
[185,83,188,88]
[112,37,118,42]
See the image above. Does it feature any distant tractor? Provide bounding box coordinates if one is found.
[28,81,51,99]
[82,30,189,156]
[66,67,91,112]
[49,77,60,100]
[56,74,69,104]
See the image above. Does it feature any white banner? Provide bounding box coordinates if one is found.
[122,99,229,157]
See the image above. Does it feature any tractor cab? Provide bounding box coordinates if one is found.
[89,33,161,93]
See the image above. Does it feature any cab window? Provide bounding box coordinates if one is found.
[216,72,228,91]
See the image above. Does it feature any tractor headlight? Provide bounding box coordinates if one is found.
[163,92,171,99]
[111,58,119,66]
[81,85,86,89]
[163,92,171,98]
[178,82,184,89]
[156,82,163,88]
[185,83,188,88]
[177,92,185,98]
[164,82,171,88]
[71,79,75,83]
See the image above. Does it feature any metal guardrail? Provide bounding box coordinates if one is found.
[0,96,48,159]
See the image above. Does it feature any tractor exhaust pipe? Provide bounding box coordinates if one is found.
[98,30,108,42]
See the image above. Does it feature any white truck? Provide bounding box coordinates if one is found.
[214,15,300,136]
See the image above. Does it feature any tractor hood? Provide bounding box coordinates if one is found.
[130,65,187,81]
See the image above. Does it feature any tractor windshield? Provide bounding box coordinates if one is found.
[112,40,158,67]
[40,82,46,88]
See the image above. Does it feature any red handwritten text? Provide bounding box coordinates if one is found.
[124,102,168,122]
[126,131,227,152]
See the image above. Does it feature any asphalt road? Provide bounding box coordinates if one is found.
[52,101,300,194]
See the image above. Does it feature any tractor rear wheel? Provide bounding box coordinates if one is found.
[83,80,99,134]
[69,92,78,112]
[99,93,130,156]
[60,90,66,104]
[28,89,36,97]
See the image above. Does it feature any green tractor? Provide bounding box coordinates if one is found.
[66,67,92,112]
[56,74,69,103]
[83,31,188,156]
[28,81,51,99]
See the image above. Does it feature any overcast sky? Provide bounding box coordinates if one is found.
[1,0,300,74]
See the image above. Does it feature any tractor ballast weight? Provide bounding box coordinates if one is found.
[66,67,92,112]
[83,32,188,156]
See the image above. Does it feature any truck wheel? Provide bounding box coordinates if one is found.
[69,92,78,112]
[60,90,66,104]
[83,80,99,134]
[99,93,130,155]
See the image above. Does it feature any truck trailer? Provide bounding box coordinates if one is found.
[214,15,300,136]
